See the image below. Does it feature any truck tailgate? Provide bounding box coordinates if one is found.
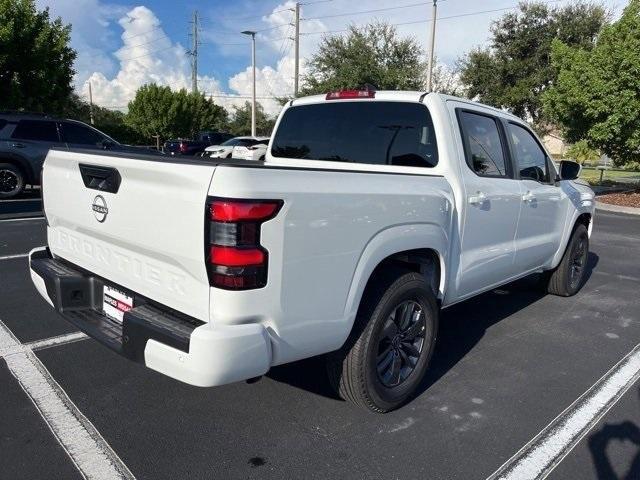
[42,149,216,322]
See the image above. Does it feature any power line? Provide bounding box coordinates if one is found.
[301,1,430,22]
[299,0,567,36]
[121,25,163,40]
[118,45,176,61]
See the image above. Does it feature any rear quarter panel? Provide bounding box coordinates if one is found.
[209,165,453,365]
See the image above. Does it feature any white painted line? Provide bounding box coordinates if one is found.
[0,253,29,261]
[0,216,45,223]
[487,343,640,480]
[26,332,88,351]
[0,320,135,480]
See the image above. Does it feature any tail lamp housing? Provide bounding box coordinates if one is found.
[206,198,282,290]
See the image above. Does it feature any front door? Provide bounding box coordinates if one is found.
[507,122,566,271]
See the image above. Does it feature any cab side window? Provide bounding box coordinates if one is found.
[458,111,508,177]
[508,123,550,183]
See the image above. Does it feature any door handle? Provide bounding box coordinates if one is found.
[468,191,487,205]
[11,142,25,148]
[522,191,536,203]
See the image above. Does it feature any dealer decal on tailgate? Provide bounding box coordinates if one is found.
[103,285,133,324]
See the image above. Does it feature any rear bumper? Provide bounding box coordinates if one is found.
[28,247,272,387]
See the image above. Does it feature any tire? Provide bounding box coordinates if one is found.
[326,268,439,413]
[545,223,589,297]
[0,163,25,199]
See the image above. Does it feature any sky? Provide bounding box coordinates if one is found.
[36,0,625,116]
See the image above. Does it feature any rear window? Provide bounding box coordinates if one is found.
[271,102,438,168]
[11,120,59,142]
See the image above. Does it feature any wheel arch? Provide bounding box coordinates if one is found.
[551,210,593,269]
[343,223,448,332]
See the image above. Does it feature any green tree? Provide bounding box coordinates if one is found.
[125,84,228,142]
[543,0,640,166]
[0,0,76,112]
[301,22,424,95]
[459,2,607,129]
[228,101,275,136]
[62,94,140,144]
[565,140,600,165]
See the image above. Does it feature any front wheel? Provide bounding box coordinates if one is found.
[0,163,24,199]
[326,269,438,412]
[545,223,589,296]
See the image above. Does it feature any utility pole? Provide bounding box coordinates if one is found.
[426,0,438,92]
[88,81,95,125]
[190,10,199,93]
[293,2,300,96]
[242,31,257,137]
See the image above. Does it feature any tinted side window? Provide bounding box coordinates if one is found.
[272,102,438,168]
[11,120,59,142]
[458,111,507,177]
[509,123,549,183]
[63,123,105,146]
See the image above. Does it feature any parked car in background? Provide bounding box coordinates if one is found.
[203,136,270,159]
[29,90,594,412]
[164,131,233,156]
[231,136,270,160]
[0,112,158,199]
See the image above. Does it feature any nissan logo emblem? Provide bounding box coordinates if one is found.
[92,195,108,223]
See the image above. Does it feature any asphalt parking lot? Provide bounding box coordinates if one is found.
[1,199,639,480]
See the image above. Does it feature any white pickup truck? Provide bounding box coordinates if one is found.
[29,90,595,412]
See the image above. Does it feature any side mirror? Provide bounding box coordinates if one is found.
[559,160,581,181]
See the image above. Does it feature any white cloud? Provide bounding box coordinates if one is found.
[80,6,225,110]
[223,1,327,115]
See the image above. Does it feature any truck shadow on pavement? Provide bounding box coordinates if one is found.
[588,389,640,480]
[268,253,599,404]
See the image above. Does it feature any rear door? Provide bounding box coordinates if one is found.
[9,119,65,168]
[507,122,566,270]
[452,107,523,299]
[43,150,218,321]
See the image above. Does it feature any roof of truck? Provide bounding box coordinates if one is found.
[289,90,521,121]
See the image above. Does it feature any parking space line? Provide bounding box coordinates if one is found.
[0,253,29,261]
[26,332,88,351]
[486,342,640,480]
[0,320,135,480]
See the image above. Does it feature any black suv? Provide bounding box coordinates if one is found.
[0,113,153,199]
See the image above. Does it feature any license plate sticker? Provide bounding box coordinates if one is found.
[103,285,133,324]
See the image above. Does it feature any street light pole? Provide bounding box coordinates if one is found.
[242,30,257,137]
[426,0,438,92]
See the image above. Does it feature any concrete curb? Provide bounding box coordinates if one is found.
[596,201,640,216]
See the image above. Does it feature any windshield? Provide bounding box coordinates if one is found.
[271,102,438,168]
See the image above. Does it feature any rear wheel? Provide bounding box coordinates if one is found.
[326,269,438,412]
[0,163,24,199]
[545,223,589,296]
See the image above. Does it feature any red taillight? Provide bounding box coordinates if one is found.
[211,200,279,222]
[206,198,282,290]
[179,142,188,153]
[210,246,264,266]
[326,90,376,100]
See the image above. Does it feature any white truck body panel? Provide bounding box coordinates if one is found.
[30,92,595,388]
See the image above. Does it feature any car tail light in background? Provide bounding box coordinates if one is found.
[206,198,282,290]
[326,89,376,100]
[179,142,188,153]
